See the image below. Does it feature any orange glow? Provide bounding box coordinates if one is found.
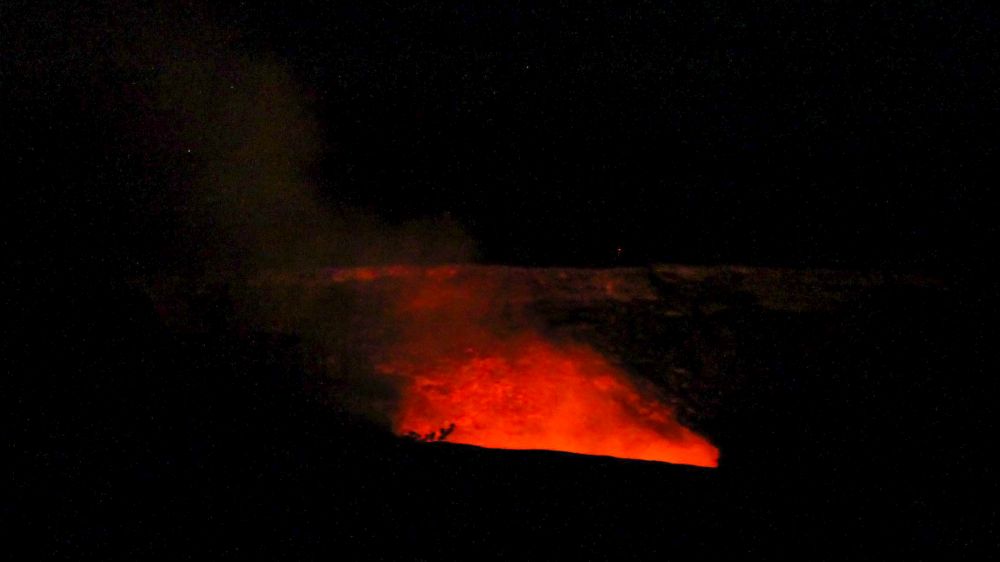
[380,335,718,467]
[324,265,460,283]
[329,266,719,467]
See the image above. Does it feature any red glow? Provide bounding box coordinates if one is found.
[380,335,718,467]
[330,266,719,467]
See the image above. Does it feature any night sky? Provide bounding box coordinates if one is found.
[257,1,995,269]
[7,1,995,273]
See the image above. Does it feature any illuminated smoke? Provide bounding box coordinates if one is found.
[119,10,715,467]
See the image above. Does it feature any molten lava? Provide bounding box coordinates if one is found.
[380,335,718,467]
[332,266,719,467]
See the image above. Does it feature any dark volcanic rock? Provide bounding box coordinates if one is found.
[13,265,992,557]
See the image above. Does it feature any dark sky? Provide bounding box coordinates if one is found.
[6,1,996,272]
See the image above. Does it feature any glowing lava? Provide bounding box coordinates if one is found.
[380,335,718,467]
[326,265,719,467]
